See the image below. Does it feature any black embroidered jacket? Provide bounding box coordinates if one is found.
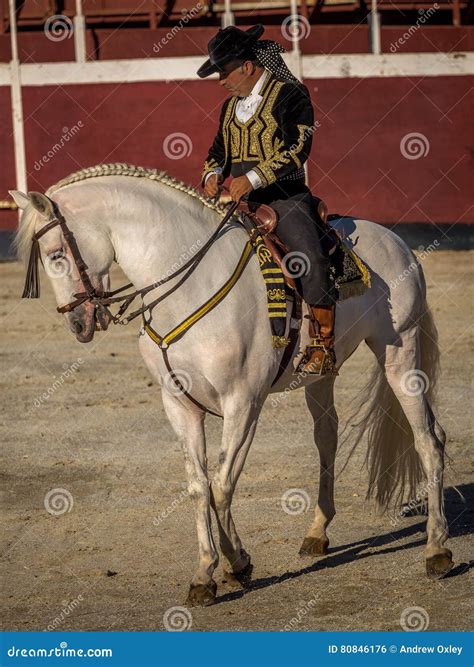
[201,73,314,189]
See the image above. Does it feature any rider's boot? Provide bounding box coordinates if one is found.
[302,305,338,376]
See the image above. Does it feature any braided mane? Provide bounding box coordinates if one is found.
[15,163,234,263]
[46,162,228,216]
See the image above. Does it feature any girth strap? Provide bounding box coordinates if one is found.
[143,241,254,417]
[161,348,223,419]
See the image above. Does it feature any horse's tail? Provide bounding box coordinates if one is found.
[340,304,440,510]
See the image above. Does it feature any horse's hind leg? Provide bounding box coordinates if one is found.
[161,391,219,606]
[299,377,338,557]
[388,371,452,577]
[211,401,261,585]
[367,328,453,578]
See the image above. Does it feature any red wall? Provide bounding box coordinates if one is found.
[1,74,473,233]
[306,75,473,224]
[1,26,473,62]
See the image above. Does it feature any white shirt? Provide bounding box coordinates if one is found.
[205,70,270,190]
[235,69,268,123]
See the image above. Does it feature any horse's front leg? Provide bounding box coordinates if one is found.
[211,401,261,586]
[161,391,218,606]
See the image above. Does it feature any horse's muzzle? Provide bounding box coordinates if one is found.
[95,304,111,331]
[67,303,96,343]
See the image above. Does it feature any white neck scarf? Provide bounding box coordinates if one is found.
[235,70,269,123]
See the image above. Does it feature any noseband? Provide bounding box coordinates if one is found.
[22,199,241,326]
[22,208,120,321]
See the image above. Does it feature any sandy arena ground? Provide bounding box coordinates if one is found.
[1,250,472,632]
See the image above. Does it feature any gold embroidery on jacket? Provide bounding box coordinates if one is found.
[256,123,310,186]
[201,157,219,184]
[202,76,310,187]
[226,80,282,169]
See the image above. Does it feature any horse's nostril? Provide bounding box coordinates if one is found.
[71,320,83,334]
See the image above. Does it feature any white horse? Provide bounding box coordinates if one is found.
[11,164,453,606]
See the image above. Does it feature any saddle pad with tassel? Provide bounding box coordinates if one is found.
[249,232,290,349]
[331,241,371,301]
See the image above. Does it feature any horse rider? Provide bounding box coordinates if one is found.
[197,24,337,375]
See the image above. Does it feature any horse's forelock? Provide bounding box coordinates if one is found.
[14,204,41,264]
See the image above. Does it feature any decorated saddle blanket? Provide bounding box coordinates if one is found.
[246,221,371,350]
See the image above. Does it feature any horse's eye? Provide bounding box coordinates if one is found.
[49,250,65,261]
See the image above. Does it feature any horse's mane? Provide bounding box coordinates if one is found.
[16,163,229,261]
[45,163,226,215]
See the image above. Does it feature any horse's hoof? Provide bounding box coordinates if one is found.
[426,549,454,579]
[223,560,253,589]
[186,581,217,607]
[299,537,329,557]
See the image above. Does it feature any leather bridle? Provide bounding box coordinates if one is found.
[22,199,241,326]
[21,195,297,418]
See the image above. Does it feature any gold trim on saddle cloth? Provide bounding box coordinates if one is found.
[143,235,289,351]
[335,242,372,301]
[252,232,289,348]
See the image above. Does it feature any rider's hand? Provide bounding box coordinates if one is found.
[229,175,253,202]
[204,173,223,198]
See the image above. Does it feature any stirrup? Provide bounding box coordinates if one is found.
[297,339,338,376]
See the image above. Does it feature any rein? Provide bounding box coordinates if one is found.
[22,194,296,418]
[23,199,241,326]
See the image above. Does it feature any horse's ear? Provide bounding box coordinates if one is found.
[8,190,30,210]
[27,192,55,219]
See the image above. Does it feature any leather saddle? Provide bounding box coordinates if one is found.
[237,197,339,291]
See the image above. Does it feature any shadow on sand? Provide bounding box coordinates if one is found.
[216,483,473,604]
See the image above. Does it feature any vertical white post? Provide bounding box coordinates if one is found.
[288,0,306,180]
[289,0,303,81]
[221,0,235,27]
[74,0,86,63]
[368,0,381,55]
[9,0,27,207]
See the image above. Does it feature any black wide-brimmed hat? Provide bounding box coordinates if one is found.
[197,24,265,78]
